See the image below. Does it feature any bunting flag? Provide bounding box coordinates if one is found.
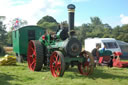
[13,18,20,30]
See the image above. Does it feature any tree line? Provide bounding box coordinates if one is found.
[0,15,128,47]
[76,17,128,44]
[37,16,128,44]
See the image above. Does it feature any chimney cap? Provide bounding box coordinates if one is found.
[67,4,75,9]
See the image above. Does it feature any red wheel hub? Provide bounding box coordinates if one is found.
[27,41,36,71]
[50,51,65,77]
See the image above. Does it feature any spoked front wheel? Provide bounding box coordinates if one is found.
[78,50,94,76]
[50,51,65,77]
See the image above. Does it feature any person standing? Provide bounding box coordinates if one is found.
[91,44,101,66]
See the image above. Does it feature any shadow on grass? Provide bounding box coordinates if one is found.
[64,67,128,80]
[0,73,16,85]
[41,67,50,72]
[0,64,27,67]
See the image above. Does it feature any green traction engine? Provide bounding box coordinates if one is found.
[27,4,94,77]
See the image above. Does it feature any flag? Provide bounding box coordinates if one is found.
[13,18,20,30]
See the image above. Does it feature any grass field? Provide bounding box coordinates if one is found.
[0,62,128,85]
[1,49,128,85]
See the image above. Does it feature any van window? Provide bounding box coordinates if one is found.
[103,42,118,49]
[28,30,35,42]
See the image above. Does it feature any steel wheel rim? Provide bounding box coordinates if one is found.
[27,41,36,71]
[78,62,90,75]
[78,51,94,76]
[50,52,62,77]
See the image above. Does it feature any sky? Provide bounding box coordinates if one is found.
[0,0,128,31]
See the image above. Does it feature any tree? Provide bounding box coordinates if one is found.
[118,24,128,42]
[77,24,90,44]
[111,24,128,42]
[6,32,12,46]
[122,24,128,33]
[37,15,57,24]
[104,23,112,29]
[112,26,121,39]
[0,16,6,55]
[90,17,102,25]
[37,15,58,32]
[76,17,113,44]
[38,22,58,32]
[0,16,7,45]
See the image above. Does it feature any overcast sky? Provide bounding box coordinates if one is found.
[0,0,128,31]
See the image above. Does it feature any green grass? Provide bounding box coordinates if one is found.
[0,63,128,85]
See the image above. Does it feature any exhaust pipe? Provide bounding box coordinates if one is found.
[67,4,75,35]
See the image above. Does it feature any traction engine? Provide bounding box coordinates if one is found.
[27,4,94,77]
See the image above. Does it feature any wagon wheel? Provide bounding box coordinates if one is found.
[78,50,94,75]
[27,40,44,71]
[50,51,65,77]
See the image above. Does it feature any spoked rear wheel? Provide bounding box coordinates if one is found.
[50,51,65,77]
[27,40,44,71]
[78,50,94,75]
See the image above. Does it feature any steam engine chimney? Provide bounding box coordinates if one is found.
[67,4,75,33]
